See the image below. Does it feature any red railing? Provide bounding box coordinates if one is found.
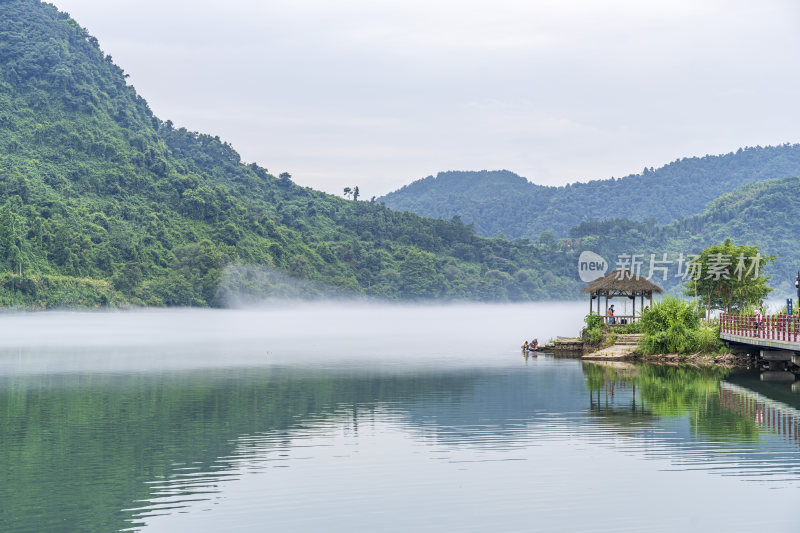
[720,384,800,443]
[720,312,800,343]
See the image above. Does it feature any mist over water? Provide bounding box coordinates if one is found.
[0,301,587,376]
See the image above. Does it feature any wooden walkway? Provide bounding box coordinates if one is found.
[720,312,800,353]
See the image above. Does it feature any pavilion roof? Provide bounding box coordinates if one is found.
[580,269,664,295]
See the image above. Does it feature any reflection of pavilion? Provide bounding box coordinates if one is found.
[584,362,658,427]
[582,269,663,325]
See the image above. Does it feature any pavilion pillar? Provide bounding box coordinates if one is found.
[632,293,636,322]
[604,294,608,324]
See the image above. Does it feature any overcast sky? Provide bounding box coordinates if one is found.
[54,0,800,197]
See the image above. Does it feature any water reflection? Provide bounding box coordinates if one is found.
[581,361,800,479]
[3,357,800,532]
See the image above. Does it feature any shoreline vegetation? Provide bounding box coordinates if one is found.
[579,296,752,369]
[0,273,128,309]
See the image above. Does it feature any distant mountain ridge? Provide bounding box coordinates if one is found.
[379,145,800,239]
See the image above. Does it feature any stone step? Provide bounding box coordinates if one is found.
[583,344,638,360]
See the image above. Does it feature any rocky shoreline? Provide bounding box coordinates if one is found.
[546,334,755,370]
[628,351,752,369]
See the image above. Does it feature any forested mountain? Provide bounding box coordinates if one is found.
[665,177,800,293]
[0,0,583,307]
[567,177,800,294]
[379,147,800,239]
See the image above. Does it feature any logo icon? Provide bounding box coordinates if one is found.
[578,251,607,282]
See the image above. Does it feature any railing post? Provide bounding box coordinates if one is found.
[781,314,784,341]
[784,314,788,341]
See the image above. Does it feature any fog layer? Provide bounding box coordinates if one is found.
[0,302,586,375]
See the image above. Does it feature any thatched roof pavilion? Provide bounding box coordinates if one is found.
[581,269,664,324]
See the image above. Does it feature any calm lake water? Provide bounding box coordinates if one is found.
[2,302,800,532]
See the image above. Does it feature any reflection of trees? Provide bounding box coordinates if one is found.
[582,362,760,440]
[0,368,480,532]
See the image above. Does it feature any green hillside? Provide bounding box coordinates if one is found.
[379,147,800,239]
[0,0,584,307]
[566,177,800,295]
[665,177,800,293]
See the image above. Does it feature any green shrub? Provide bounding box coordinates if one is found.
[586,327,604,345]
[640,296,706,354]
[584,313,605,345]
[694,324,725,353]
[585,313,603,329]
